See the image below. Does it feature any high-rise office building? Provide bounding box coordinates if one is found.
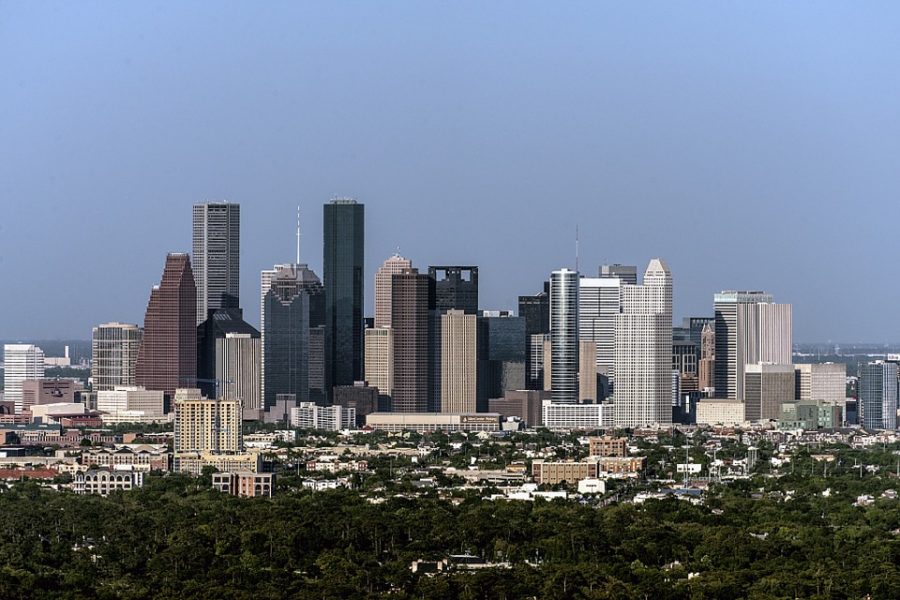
[193,202,240,324]
[519,282,550,390]
[599,264,637,286]
[135,253,197,397]
[429,266,478,314]
[197,308,261,412]
[391,268,433,413]
[858,361,898,430]
[263,264,325,408]
[578,277,622,386]
[375,254,412,328]
[698,322,715,394]
[479,311,526,399]
[260,262,292,395]
[364,327,393,406]
[714,291,792,401]
[3,344,45,413]
[91,323,142,391]
[323,199,365,396]
[550,268,579,404]
[614,259,673,427]
[579,340,597,402]
[441,310,478,413]
[743,363,795,421]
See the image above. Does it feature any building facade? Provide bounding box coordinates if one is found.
[91,323,142,391]
[374,254,412,328]
[3,344,45,414]
[858,361,898,430]
[193,202,240,324]
[550,268,579,404]
[578,277,622,390]
[743,363,795,422]
[391,268,434,413]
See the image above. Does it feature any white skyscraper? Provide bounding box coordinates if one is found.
[3,344,45,413]
[193,202,240,324]
[374,254,412,328]
[91,322,142,391]
[714,291,792,401]
[578,277,622,385]
[614,259,673,427]
[550,268,579,404]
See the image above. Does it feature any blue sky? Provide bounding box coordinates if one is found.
[2,2,899,341]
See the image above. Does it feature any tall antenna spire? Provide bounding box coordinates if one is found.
[296,205,301,264]
[575,224,580,273]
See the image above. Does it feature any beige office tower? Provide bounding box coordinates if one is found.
[441,310,478,413]
[698,322,715,394]
[364,327,394,398]
[714,291,792,401]
[173,388,242,454]
[91,323,142,391]
[217,333,261,411]
[744,363,795,421]
[542,337,552,392]
[579,340,597,402]
[614,259,673,428]
[795,363,846,404]
[374,254,412,328]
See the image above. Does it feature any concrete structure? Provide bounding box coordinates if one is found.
[550,268,579,404]
[175,452,261,476]
[696,399,746,426]
[542,401,614,431]
[698,322,715,394]
[96,387,165,423]
[578,277,622,387]
[579,340,597,402]
[364,327,393,405]
[21,379,80,409]
[173,389,242,460]
[374,254,412,328]
[81,444,170,472]
[365,412,501,432]
[91,323,142,391]
[429,266,479,314]
[588,436,627,457]
[614,259,673,428]
[795,363,846,405]
[391,268,433,413]
[714,291,792,401]
[212,471,274,498]
[333,382,378,426]
[441,310,478,413]
[323,198,365,396]
[858,361,898,430]
[744,363,795,421]
[135,253,197,397]
[488,390,547,427]
[74,468,144,496]
[262,263,326,408]
[532,460,597,485]
[3,344,44,413]
[193,202,240,324]
[290,402,356,431]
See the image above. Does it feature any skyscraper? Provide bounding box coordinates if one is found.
[323,199,364,396]
[375,254,412,328]
[858,361,898,430]
[193,202,240,324]
[429,266,478,314]
[263,264,325,408]
[519,282,550,390]
[479,311,526,399]
[578,276,622,387]
[391,268,433,412]
[614,259,673,427]
[714,291,792,400]
[135,253,197,398]
[364,327,393,406]
[3,344,45,413]
[440,310,479,413]
[550,268,579,404]
[743,363,795,421]
[599,264,637,286]
[91,323,142,391]
[698,322,715,393]
[197,308,260,410]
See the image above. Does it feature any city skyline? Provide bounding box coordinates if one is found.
[5,3,900,342]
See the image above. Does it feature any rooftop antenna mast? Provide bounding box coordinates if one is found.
[296,205,301,264]
[575,224,580,273]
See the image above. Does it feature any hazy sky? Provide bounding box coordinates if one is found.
[2,2,900,342]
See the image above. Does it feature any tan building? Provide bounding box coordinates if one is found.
[81,444,170,472]
[365,412,500,432]
[173,389,242,473]
[744,363,795,421]
[579,341,597,402]
[488,390,548,427]
[588,436,627,457]
[794,363,846,405]
[532,460,597,485]
[374,254,412,328]
[696,398,745,426]
[364,327,393,398]
[441,310,478,413]
[22,379,81,409]
[596,456,644,474]
[212,471,274,497]
[74,468,144,496]
[175,452,261,476]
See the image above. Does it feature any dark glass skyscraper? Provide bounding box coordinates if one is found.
[263,265,325,408]
[323,199,364,398]
[518,281,549,389]
[391,268,434,413]
[429,266,478,314]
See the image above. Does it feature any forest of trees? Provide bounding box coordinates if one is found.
[2,448,900,599]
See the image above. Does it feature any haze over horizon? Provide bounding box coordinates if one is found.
[3,2,900,342]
